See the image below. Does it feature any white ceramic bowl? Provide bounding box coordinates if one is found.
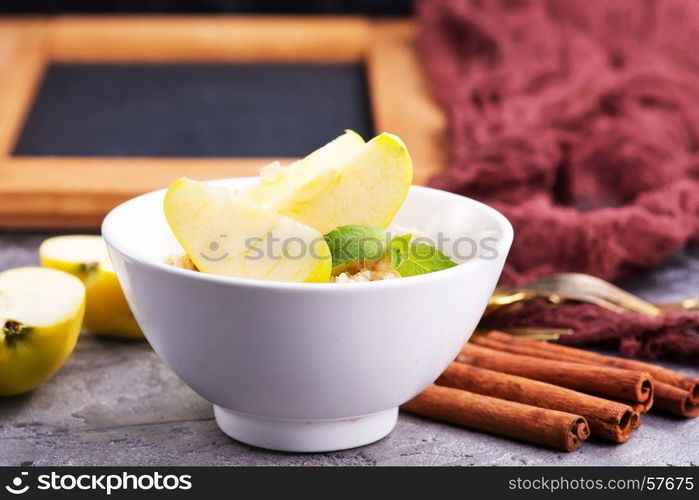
[102,178,513,452]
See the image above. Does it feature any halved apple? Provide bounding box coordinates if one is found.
[164,177,332,283]
[39,235,144,340]
[245,131,413,233]
[0,267,85,396]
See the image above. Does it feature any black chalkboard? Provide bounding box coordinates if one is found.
[14,63,375,157]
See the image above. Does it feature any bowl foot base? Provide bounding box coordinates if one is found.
[213,406,398,452]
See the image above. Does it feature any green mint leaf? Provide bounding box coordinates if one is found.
[390,233,412,270]
[323,225,389,269]
[390,234,457,277]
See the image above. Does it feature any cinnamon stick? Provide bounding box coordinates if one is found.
[610,398,653,414]
[401,384,589,452]
[437,363,637,443]
[486,330,698,398]
[458,343,654,404]
[654,382,699,418]
[473,337,652,413]
[473,336,584,363]
[484,331,698,417]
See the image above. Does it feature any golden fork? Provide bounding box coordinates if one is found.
[482,274,698,340]
[489,273,663,317]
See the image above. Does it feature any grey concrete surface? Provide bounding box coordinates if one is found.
[1,234,698,466]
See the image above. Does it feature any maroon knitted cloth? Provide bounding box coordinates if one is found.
[482,298,699,362]
[419,0,699,286]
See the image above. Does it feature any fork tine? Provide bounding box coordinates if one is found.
[519,273,660,317]
[562,291,628,315]
[558,274,661,317]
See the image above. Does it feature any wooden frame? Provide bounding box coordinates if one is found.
[0,16,447,229]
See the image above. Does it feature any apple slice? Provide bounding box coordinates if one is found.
[0,267,85,396]
[244,132,413,233]
[164,177,332,283]
[40,235,144,340]
[245,129,365,208]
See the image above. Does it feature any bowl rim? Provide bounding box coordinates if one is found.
[102,178,513,291]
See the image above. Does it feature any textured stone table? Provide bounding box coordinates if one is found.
[1,233,697,466]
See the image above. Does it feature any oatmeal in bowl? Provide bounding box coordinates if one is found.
[331,259,399,283]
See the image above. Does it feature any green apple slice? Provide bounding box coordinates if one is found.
[164,177,332,283]
[39,235,144,340]
[244,132,413,233]
[245,129,365,208]
[0,267,86,396]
